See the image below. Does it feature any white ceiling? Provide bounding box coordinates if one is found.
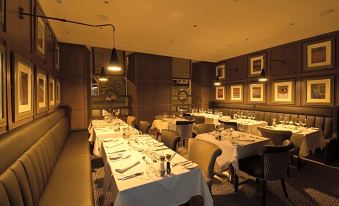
[39,0,339,62]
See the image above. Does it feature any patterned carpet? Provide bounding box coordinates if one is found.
[91,157,339,206]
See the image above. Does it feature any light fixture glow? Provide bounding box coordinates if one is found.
[214,75,221,86]
[258,68,268,82]
[98,77,108,82]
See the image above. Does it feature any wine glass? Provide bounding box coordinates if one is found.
[279,116,284,126]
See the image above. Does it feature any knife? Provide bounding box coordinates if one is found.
[153,147,169,151]
[118,172,144,180]
[173,160,190,167]
[109,149,126,154]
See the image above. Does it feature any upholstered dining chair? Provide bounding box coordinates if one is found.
[126,116,137,127]
[257,127,292,146]
[234,140,294,206]
[160,129,181,151]
[188,138,222,191]
[193,123,215,137]
[192,115,205,124]
[176,120,195,146]
[138,120,152,134]
[218,119,237,131]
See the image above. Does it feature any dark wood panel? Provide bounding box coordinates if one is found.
[61,45,84,76]
[136,81,153,106]
[270,42,301,76]
[136,53,153,80]
[228,56,247,81]
[154,55,171,80]
[171,57,191,78]
[136,107,154,122]
[154,81,171,105]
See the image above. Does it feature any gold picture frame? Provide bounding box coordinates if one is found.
[249,83,265,103]
[36,8,46,57]
[0,44,6,127]
[216,64,225,79]
[272,80,295,104]
[249,53,265,77]
[230,84,243,102]
[0,0,5,25]
[56,79,61,106]
[303,38,335,71]
[48,74,55,110]
[36,68,47,113]
[55,43,60,70]
[215,86,225,101]
[304,77,333,105]
[13,54,33,121]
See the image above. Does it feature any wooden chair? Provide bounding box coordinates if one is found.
[126,116,137,127]
[160,129,181,151]
[138,120,151,134]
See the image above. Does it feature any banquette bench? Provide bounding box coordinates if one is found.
[210,102,339,163]
[0,107,94,206]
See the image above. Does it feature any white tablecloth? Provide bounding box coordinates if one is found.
[151,117,186,132]
[189,113,231,125]
[101,135,213,206]
[225,119,267,136]
[264,125,325,157]
[196,131,269,172]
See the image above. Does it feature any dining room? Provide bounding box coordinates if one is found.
[0,1,339,206]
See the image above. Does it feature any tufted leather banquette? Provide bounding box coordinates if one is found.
[0,107,94,206]
[210,102,338,162]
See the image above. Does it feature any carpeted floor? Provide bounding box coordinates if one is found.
[91,156,339,206]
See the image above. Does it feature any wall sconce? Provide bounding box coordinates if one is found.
[18,7,121,72]
[258,68,268,82]
[214,76,221,86]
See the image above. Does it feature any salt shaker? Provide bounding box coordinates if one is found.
[159,156,165,176]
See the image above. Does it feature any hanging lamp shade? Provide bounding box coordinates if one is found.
[214,76,221,86]
[98,67,108,82]
[107,48,121,71]
[258,68,268,82]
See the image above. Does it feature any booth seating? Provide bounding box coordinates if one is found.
[210,102,338,163]
[0,107,94,206]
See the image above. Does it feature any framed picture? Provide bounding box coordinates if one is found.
[0,0,5,25]
[249,53,265,76]
[303,38,335,70]
[56,79,60,106]
[55,43,60,70]
[0,44,6,127]
[13,54,33,121]
[272,80,295,104]
[48,74,55,109]
[216,64,225,79]
[36,68,47,113]
[304,77,333,105]
[249,83,265,103]
[215,86,225,101]
[36,9,46,57]
[230,84,243,102]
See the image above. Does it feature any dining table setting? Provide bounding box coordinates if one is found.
[151,116,189,132]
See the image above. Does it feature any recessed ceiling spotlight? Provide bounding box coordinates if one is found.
[98,14,109,21]
[57,0,63,3]
[169,40,174,43]
[104,0,110,4]
[320,9,335,16]
[304,29,308,32]
[289,22,295,26]
[193,25,197,27]
[245,38,249,41]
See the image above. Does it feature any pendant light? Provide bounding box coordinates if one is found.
[214,76,221,86]
[107,27,121,71]
[99,50,108,82]
[258,68,268,82]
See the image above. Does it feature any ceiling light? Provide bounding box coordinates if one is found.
[214,76,221,86]
[19,7,122,72]
[258,68,268,82]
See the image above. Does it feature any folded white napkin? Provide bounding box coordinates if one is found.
[115,161,140,174]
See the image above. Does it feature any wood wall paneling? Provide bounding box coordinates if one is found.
[136,80,153,106]
[154,81,171,105]
[270,42,301,76]
[228,56,248,81]
[136,53,153,80]
[154,55,171,80]
[171,58,191,79]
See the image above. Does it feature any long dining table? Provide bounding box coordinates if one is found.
[88,119,213,206]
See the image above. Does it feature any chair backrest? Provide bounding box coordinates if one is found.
[160,129,180,151]
[188,139,222,183]
[263,140,293,180]
[176,120,195,139]
[195,124,215,134]
[192,115,205,124]
[126,116,137,127]
[138,121,151,134]
[218,119,238,131]
[258,127,292,146]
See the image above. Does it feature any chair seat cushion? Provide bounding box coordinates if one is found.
[238,155,263,178]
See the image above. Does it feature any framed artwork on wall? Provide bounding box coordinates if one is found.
[272,80,295,104]
[216,64,225,79]
[48,74,55,109]
[36,8,46,57]
[303,38,335,71]
[0,0,5,25]
[304,77,333,105]
[0,44,6,127]
[230,84,243,102]
[56,79,60,106]
[55,43,60,71]
[249,83,265,103]
[215,86,225,101]
[13,54,33,121]
[249,53,265,77]
[36,68,47,113]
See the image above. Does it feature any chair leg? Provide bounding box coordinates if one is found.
[262,180,266,206]
[234,173,238,192]
[281,178,288,198]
